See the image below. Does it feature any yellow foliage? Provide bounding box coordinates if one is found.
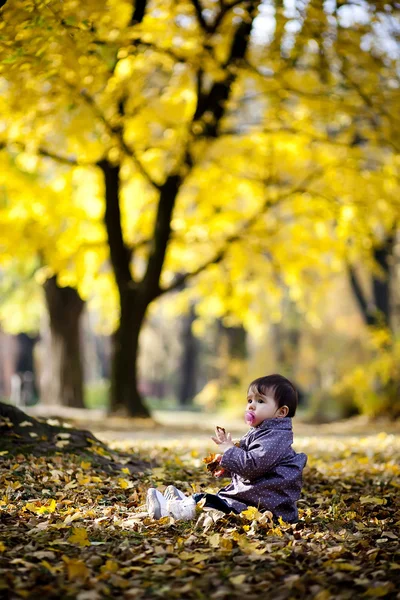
[0,0,398,342]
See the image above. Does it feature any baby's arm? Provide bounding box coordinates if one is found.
[219,430,292,481]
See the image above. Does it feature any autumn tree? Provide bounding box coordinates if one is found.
[0,152,103,407]
[0,0,399,416]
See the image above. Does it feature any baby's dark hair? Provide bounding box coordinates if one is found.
[248,374,298,418]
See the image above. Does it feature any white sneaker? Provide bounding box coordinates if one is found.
[146,488,168,519]
[167,497,197,521]
[164,485,186,502]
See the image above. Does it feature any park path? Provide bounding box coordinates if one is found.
[26,405,400,446]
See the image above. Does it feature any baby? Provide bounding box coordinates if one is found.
[146,374,307,524]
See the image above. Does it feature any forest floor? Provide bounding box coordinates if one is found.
[0,408,399,599]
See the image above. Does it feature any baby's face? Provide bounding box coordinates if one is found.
[245,387,279,426]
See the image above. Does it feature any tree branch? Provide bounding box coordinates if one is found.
[190,0,210,33]
[141,174,182,300]
[138,4,261,301]
[156,166,326,297]
[77,88,158,189]
[98,160,133,290]
[191,0,245,34]
[339,63,400,153]
[347,265,375,327]
[0,141,81,166]
[130,0,148,25]
[193,1,261,138]
[210,0,244,33]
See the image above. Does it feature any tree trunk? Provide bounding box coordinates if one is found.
[42,277,85,408]
[348,233,399,418]
[178,303,198,407]
[218,321,247,388]
[110,289,150,417]
[349,234,395,329]
[15,333,39,406]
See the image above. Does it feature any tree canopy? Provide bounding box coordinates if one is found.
[0,0,399,413]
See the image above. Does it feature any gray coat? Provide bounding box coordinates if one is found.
[218,417,307,523]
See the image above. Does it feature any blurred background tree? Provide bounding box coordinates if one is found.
[0,0,399,418]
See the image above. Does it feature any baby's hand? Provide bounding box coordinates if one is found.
[213,454,227,478]
[211,426,234,453]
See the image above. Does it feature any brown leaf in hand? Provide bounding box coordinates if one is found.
[203,452,223,475]
[203,452,218,466]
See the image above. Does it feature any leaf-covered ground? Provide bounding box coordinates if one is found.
[0,431,399,599]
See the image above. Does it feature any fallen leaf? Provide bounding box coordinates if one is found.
[118,478,133,489]
[56,440,70,448]
[229,574,246,585]
[63,556,90,580]
[68,527,91,547]
[359,496,387,505]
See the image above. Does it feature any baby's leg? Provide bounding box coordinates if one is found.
[192,492,237,514]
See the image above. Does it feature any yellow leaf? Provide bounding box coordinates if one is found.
[41,560,57,574]
[0,542,6,552]
[68,527,91,547]
[229,574,246,586]
[80,461,91,470]
[232,532,263,554]
[46,499,57,513]
[314,591,331,600]
[62,556,89,580]
[365,584,394,597]
[151,467,166,480]
[219,537,233,552]
[25,499,56,514]
[118,478,133,490]
[208,533,220,548]
[334,562,360,571]
[359,496,387,505]
[120,467,130,474]
[241,506,262,521]
[90,446,111,459]
[192,552,210,564]
[0,451,8,456]
[100,559,119,574]
[179,551,194,560]
[64,511,83,525]
[268,526,283,537]
[77,476,91,485]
